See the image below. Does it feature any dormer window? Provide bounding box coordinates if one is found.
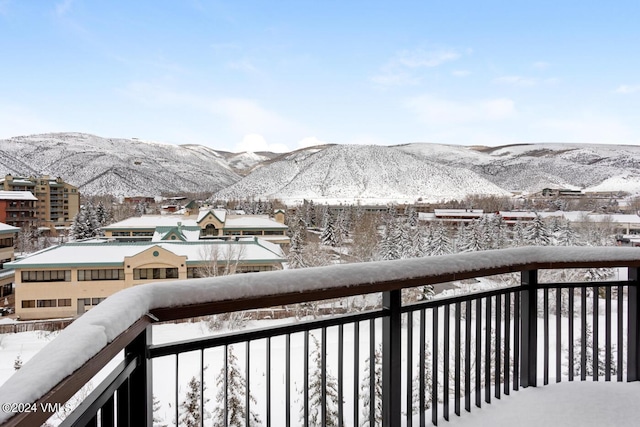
[203,224,217,236]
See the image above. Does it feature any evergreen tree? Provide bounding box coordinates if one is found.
[411,348,433,413]
[458,220,487,252]
[360,344,383,426]
[303,335,341,426]
[287,225,306,269]
[524,214,552,246]
[511,220,527,247]
[212,346,261,427]
[178,375,210,427]
[428,221,452,256]
[70,210,91,240]
[555,219,579,246]
[321,212,338,247]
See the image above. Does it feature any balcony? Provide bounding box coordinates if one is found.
[1,247,640,426]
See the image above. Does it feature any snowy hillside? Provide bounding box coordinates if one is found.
[0,133,242,196]
[212,144,512,203]
[397,143,640,193]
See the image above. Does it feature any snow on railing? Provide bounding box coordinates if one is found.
[0,246,639,424]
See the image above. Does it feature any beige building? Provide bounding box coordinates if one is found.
[7,237,286,320]
[102,208,289,246]
[0,175,80,230]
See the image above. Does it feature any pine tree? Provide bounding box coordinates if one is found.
[458,220,486,252]
[178,374,209,427]
[411,348,433,413]
[511,220,527,247]
[287,226,306,269]
[303,335,341,426]
[428,221,452,256]
[360,344,383,426]
[321,212,338,247]
[212,346,261,427]
[524,214,552,246]
[555,218,579,246]
[70,210,91,240]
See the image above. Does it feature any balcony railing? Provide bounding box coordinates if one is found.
[1,247,640,426]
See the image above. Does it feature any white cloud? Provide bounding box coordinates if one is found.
[494,75,538,87]
[396,49,460,68]
[615,85,640,94]
[236,133,289,153]
[372,47,462,86]
[405,95,516,125]
[538,115,635,144]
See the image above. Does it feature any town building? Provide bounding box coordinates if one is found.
[0,222,19,298]
[102,208,289,246]
[0,175,80,231]
[0,191,38,229]
[6,237,286,320]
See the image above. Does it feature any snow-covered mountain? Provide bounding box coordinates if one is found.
[0,133,242,196]
[2,133,640,201]
[396,142,640,194]
[212,144,512,203]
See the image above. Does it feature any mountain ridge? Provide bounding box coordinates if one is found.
[1,132,639,201]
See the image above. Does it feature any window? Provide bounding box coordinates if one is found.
[112,232,131,237]
[21,270,71,282]
[37,299,57,308]
[21,300,35,308]
[132,231,154,237]
[91,297,106,305]
[203,224,217,236]
[226,230,241,236]
[187,267,203,278]
[58,299,71,307]
[78,269,124,281]
[134,268,178,280]
[242,230,262,236]
[264,230,285,235]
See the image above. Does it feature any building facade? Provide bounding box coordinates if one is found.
[102,208,290,246]
[0,191,38,229]
[0,175,80,230]
[0,222,19,298]
[7,237,286,320]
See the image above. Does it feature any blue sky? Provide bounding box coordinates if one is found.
[1,1,639,152]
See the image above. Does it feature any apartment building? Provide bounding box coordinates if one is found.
[0,191,38,229]
[0,222,19,297]
[0,175,80,230]
[7,237,286,320]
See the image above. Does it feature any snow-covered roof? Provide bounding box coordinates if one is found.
[1,246,640,420]
[0,190,37,201]
[196,208,226,223]
[4,238,285,269]
[225,215,287,229]
[0,222,19,234]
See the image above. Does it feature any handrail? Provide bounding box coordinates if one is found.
[0,246,639,425]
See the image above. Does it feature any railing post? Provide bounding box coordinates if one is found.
[126,325,153,426]
[520,269,538,387]
[628,268,640,381]
[382,290,402,426]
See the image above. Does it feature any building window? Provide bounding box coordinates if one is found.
[203,224,217,236]
[226,230,241,236]
[237,265,276,273]
[91,297,106,305]
[21,270,71,282]
[242,230,262,236]
[133,268,178,280]
[78,269,125,281]
[132,231,154,237]
[264,230,285,235]
[58,299,72,307]
[21,300,35,308]
[37,299,57,308]
[112,232,131,237]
